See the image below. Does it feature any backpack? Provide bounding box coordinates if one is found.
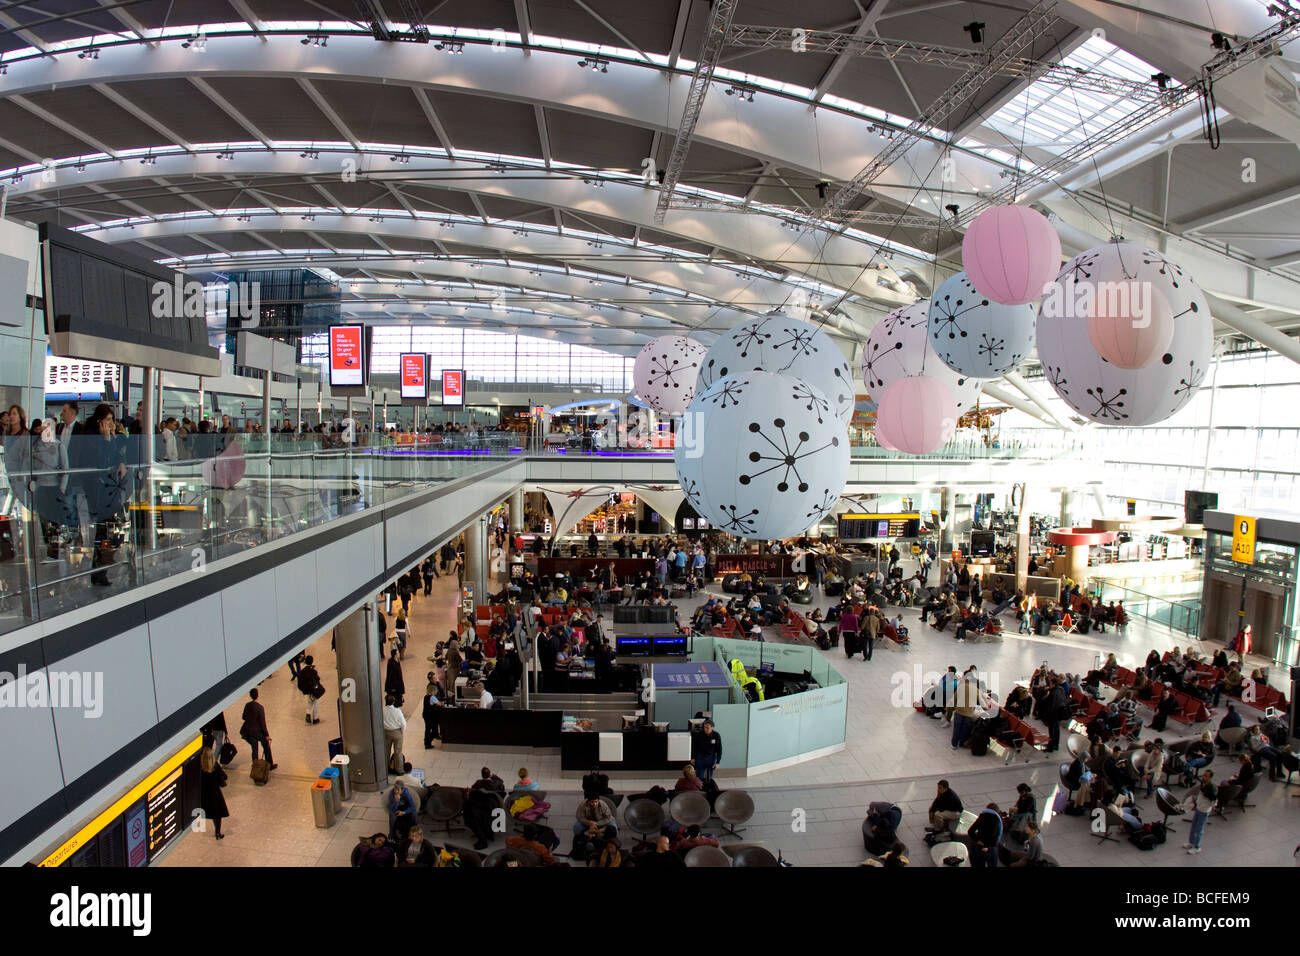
[297,669,316,695]
[437,849,462,868]
[1129,828,1158,851]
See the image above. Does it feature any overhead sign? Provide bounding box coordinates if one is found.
[44,354,120,400]
[1232,515,1256,564]
[400,352,427,400]
[442,368,465,407]
[329,325,365,387]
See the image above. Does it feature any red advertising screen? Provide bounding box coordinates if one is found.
[329,325,365,387]
[442,369,464,406]
[400,353,427,400]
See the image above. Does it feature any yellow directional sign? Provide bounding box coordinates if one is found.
[1231,515,1256,565]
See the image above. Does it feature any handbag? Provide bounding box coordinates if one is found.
[311,683,326,699]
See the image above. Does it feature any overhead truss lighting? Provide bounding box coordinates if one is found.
[577,56,609,73]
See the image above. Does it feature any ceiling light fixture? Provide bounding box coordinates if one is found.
[390,152,410,164]
[435,39,465,53]
[181,31,206,51]
[577,56,609,73]
[140,153,156,166]
[216,149,234,161]
[302,28,328,47]
[724,82,756,102]
[77,44,99,60]
[963,21,985,44]
[300,148,319,159]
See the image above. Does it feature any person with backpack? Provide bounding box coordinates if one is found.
[298,654,324,724]
[422,558,436,593]
[1042,676,1070,752]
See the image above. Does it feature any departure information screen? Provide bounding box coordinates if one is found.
[838,513,920,539]
[146,766,183,859]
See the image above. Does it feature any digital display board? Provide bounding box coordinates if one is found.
[838,513,921,540]
[441,368,465,406]
[44,352,121,401]
[400,352,427,400]
[329,325,365,387]
[146,766,183,859]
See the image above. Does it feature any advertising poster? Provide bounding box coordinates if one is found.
[329,325,365,387]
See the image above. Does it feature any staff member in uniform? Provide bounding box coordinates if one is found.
[691,719,723,782]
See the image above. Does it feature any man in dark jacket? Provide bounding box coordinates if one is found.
[691,720,723,782]
[239,688,275,769]
[1043,677,1070,752]
[969,804,1003,868]
[298,655,323,724]
[927,779,963,836]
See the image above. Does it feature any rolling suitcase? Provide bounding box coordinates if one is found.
[828,625,840,648]
[250,758,271,785]
[843,631,860,658]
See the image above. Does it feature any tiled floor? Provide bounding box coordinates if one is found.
[163,560,1298,867]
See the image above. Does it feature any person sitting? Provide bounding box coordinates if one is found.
[672,824,720,855]
[1144,649,1162,673]
[1215,704,1243,747]
[507,824,556,865]
[1215,664,1244,707]
[1150,689,1179,732]
[1132,668,1152,701]
[396,825,438,868]
[1103,745,1137,794]
[925,780,963,840]
[955,606,989,642]
[572,796,617,860]
[1007,820,1046,867]
[673,764,703,792]
[1005,685,1033,720]
[472,766,507,795]
[1224,753,1257,792]
[1114,690,1143,739]
[636,833,687,869]
[1183,732,1216,785]
[513,767,541,793]
[1246,724,1286,781]
[1136,739,1167,797]
[1008,783,1037,835]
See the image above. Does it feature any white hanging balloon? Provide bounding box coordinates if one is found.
[696,312,855,424]
[874,375,958,455]
[632,335,709,415]
[928,272,1036,377]
[861,301,982,412]
[674,371,849,540]
[1037,242,1212,426]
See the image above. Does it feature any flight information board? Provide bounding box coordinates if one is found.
[838,513,920,539]
[146,766,183,859]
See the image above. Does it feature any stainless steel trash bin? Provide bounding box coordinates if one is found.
[319,768,342,815]
[311,780,336,828]
[331,754,352,801]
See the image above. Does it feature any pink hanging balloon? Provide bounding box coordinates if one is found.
[874,422,899,451]
[962,205,1062,306]
[874,375,958,455]
[1086,283,1175,370]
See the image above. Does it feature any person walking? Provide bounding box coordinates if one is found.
[422,559,435,594]
[297,654,323,724]
[239,688,275,769]
[199,740,230,840]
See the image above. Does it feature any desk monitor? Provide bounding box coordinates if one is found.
[651,635,687,656]
[758,660,775,677]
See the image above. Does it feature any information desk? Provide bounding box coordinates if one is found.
[437,707,563,749]
[560,727,687,773]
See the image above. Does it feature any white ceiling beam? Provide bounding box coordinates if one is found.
[6,95,120,158]
[533,105,552,168]
[297,78,363,150]
[810,1,890,103]
[92,83,194,151]
[412,88,456,158]
[1178,183,1300,235]
[514,0,532,47]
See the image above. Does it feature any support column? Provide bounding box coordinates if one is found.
[939,487,953,556]
[140,367,157,554]
[334,603,387,791]
[464,514,488,603]
[510,487,525,533]
[1015,485,1031,592]
[262,369,272,433]
[1059,488,1075,528]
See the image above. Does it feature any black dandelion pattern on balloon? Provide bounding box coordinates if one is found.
[976,333,1006,365]
[681,477,701,508]
[1085,385,1129,421]
[1060,252,1100,284]
[1046,365,1069,397]
[804,488,839,520]
[739,418,841,494]
[1140,250,1183,286]
[704,378,748,410]
[731,322,771,358]
[930,288,990,341]
[791,380,831,424]
[774,325,819,358]
[1174,360,1205,397]
[646,352,696,390]
[862,340,903,389]
[718,505,760,534]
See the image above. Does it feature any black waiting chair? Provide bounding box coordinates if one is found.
[684,845,732,867]
[623,798,666,850]
[424,785,466,833]
[1210,783,1242,819]
[484,846,540,867]
[713,789,755,838]
[1155,787,1185,833]
[728,844,779,867]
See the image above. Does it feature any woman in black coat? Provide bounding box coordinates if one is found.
[75,406,132,586]
[384,647,405,700]
[199,743,230,839]
[1149,689,1178,732]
